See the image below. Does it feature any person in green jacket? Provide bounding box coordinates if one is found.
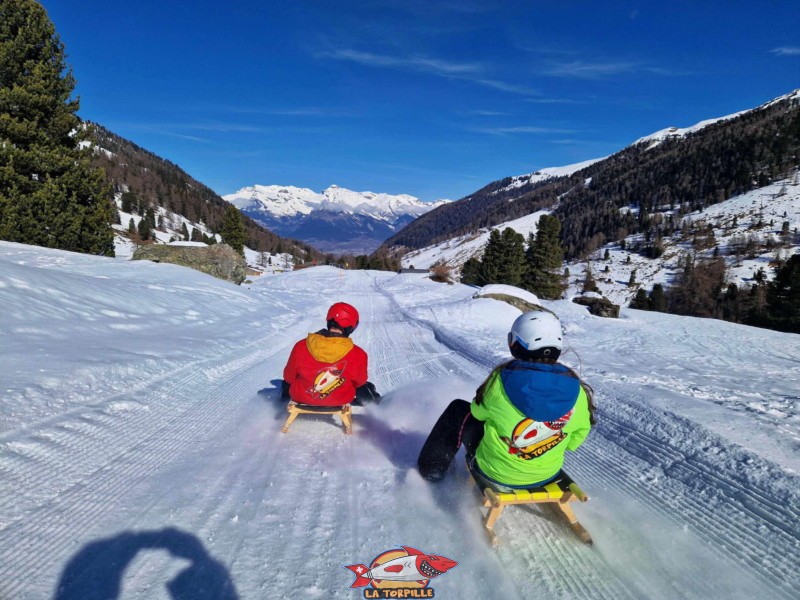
[417,310,595,490]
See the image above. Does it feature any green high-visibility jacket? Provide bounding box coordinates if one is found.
[470,360,591,487]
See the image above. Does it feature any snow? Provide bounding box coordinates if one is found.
[1,240,798,599]
[475,284,540,307]
[168,241,208,247]
[496,157,605,194]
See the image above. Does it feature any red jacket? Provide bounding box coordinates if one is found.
[283,331,368,406]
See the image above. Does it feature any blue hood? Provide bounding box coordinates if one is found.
[500,361,580,421]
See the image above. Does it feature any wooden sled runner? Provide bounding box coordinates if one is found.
[281,401,353,435]
[469,469,592,548]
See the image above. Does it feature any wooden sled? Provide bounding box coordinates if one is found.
[281,401,352,435]
[469,469,592,548]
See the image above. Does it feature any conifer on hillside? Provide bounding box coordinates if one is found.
[481,228,526,286]
[649,283,667,312]
[460,256,483,286]
[220,205,246,256]
[630,288,649,310]
[766,254,800,333]
[0,0,114,255]
[460,227,527,287]
[524,215,566,299]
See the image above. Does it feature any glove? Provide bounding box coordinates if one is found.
[354,381,382,406]
[280,380,291,402]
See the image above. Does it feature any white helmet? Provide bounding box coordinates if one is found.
[508,311,562,360]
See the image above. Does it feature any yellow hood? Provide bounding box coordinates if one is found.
[306,333,354,363]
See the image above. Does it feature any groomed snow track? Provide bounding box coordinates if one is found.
[0,268,797,599]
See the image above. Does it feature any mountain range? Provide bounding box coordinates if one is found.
[223,184,449,254]
[384,89,800,260]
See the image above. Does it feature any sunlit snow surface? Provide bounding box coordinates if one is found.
[0,241,798,599]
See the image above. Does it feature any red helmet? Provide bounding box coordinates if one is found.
[326,302,359,332]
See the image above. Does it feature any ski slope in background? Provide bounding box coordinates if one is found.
[0,241,798,599]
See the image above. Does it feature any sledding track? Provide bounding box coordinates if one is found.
[0,268,797,599]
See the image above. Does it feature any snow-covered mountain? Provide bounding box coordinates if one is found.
[223,184,449,254]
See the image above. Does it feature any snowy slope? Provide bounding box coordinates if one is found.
[1,241,798,599]
[567,176,800,307]
[495,157,604,194]
[112,193,295,275]
[402,210,550,270]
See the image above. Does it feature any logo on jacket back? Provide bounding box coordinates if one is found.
[501,410,573,460]
[345,546,457,598]
[310,362,346,399]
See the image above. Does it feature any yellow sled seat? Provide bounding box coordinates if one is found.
[281,401,353,435]
[471,470,592,548]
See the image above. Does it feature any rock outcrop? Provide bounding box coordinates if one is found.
[572,295,620,318]
[132,243,247,284]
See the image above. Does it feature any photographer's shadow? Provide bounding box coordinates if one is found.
[54,527,238,600]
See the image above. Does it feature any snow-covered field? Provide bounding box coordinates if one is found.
[1,241,798,599]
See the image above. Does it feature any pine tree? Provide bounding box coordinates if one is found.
[121,191,136,214]
[220,205,246,256]
[524,215,566,299]
[649,283,667,312]
[497,228,527,286]
[630,288,649,309]
[580,262,599,294]
[137,216,151,241]
[181,222,190,240]
[460,257,483,286]
[0,0,114,255]
[766,254,800,333]
[477,227,526,286]
[477,230,504,284]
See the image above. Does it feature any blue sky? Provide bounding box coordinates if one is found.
[41,0,799,202]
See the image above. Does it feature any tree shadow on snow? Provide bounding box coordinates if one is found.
[53,527,239,600]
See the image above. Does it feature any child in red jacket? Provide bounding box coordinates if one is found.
[282,302,378,406]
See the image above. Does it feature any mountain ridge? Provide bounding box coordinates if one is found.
[223,184,449,254]
[383,89,800,261]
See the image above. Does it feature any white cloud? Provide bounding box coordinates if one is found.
[771,46,800,56]
[321,48,539,96]
[470,126,575,136]
[542,60,641,79]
